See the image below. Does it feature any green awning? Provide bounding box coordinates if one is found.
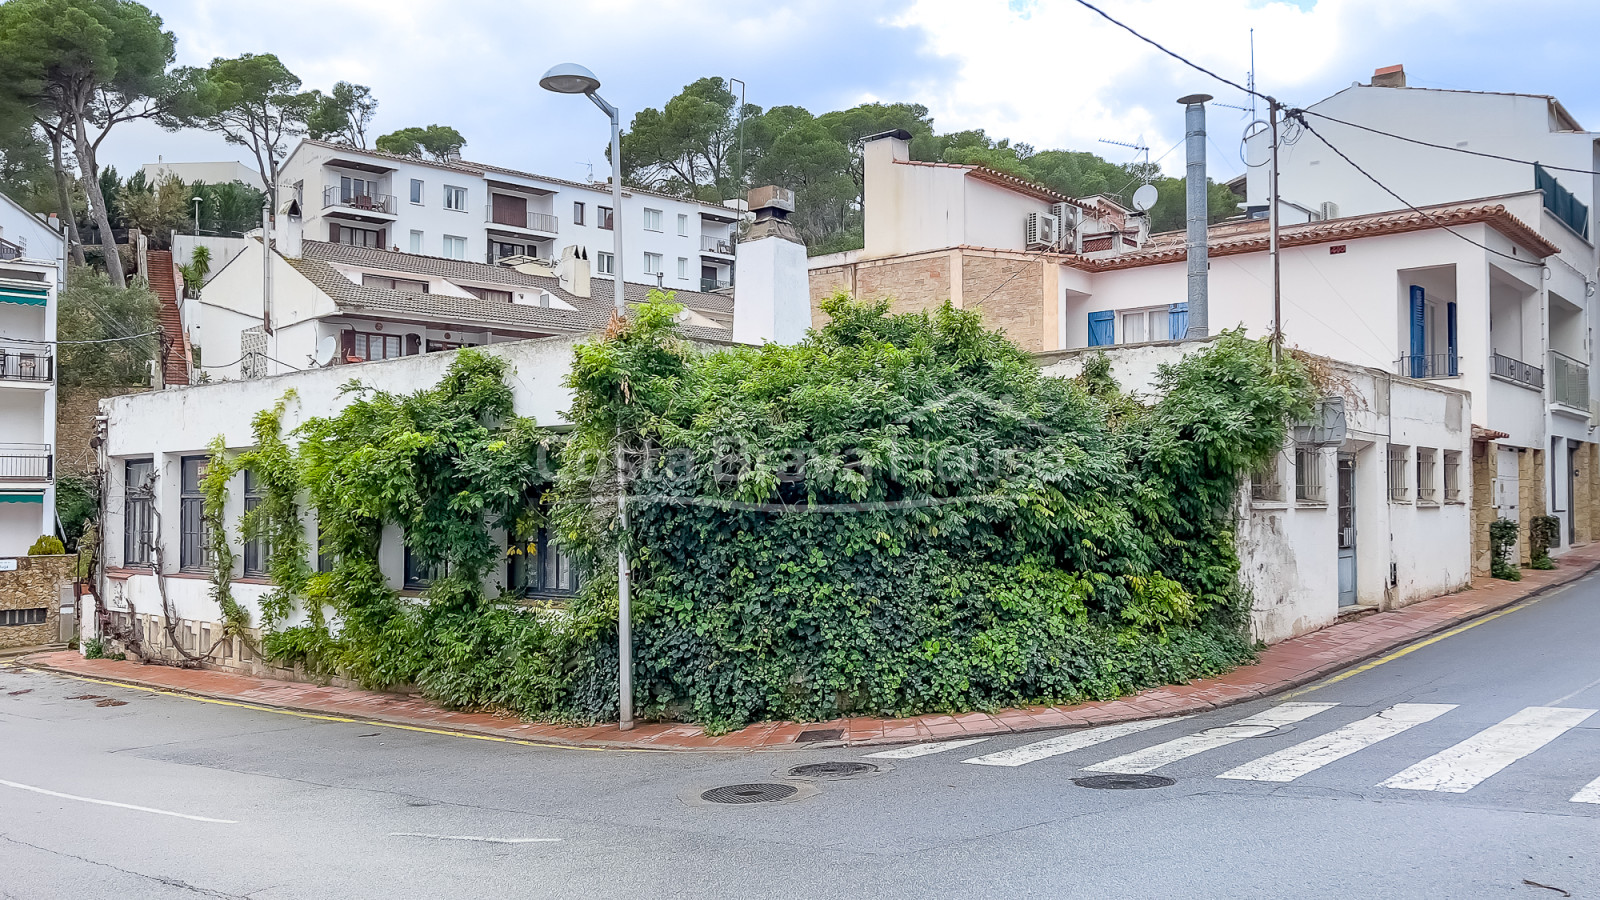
[0,492,44,504]
[0,285,49,307]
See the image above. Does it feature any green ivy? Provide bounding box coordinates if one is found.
[1528,515,1559,570]
[201,436,250,634]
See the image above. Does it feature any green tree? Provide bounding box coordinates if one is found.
[621,77,755,200]
[119,171,189,248]
[190,179,266,237]
[56,266,160,388]
[375,125,465,162]
[181,53,311,200]
[0,0,190,288]
[305,81,377,148]
[744,106,855,245]
[0,104,56,213]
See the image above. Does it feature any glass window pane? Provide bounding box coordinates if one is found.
[1149,309,1169,340]
[1122,312,1145,344]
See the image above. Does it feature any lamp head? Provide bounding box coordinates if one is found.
[541,63,601,95]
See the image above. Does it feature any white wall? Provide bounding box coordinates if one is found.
[0,247,61,553]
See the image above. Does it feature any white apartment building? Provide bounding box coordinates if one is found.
[0,192,66,554]
[276,141,739,294]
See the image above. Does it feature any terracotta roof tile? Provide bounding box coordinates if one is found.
[892,160,1095,211]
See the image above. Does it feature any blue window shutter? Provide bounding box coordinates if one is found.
[1168,302,1189,340]
[1409,286,1426,378]
[1446,301,1458,376]
[1087,310,1114,347]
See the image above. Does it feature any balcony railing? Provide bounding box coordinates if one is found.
[700,235,734,255]
[1536,163,1590,240]
[1398,354,1459,379]
[700,277,732,292]
[485,205,559,234]
[0,444,52,481]
[322,185,394,215]
[1490,352,1544,390]
[0,348,52,382]
[0,238,20,261]
[1549,350,1590,411]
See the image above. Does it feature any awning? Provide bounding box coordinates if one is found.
[0,492,44,504]
[0,285,49,307]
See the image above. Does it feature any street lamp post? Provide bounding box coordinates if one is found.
[192,196,202,237]
[540,63,634,731]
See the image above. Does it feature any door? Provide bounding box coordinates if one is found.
[1337,454,1357,607]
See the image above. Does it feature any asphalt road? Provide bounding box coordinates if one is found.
[3,574,1598,900]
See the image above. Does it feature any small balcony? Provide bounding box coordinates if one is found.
[700,277,732,292]
[1397,354,1459,380]
[0,238,21,261]
[0,444,52,482]
[1548,350,1589,412]
[1490,352,1544,390]
[485,205,559,235]
[322,185,395,216]
[700,235,734,256]
[0,347,52,383]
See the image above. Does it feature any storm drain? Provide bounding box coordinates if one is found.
[700,783,799,805]
[794,728,844,743]
[786,761,877,780]
[1073,774,1176,790]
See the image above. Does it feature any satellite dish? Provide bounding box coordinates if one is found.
[314,336,337,366]
[1132,183,1159,212]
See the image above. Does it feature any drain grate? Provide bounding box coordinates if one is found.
[701,783,799,805]
[794,728,844,743]
[787,761,877,779]
[1073,774,1176,790]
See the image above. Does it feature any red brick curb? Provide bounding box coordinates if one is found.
[20,546,1600,753]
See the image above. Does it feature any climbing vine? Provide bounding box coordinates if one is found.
[201,435,250,635]
[1528,515,1560,570]
[236,393,312,630]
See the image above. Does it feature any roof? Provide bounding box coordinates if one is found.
[892,160,1095,211]
[1078,201,1561,272]
[294,241,732,338]
[1318,84,1585,133]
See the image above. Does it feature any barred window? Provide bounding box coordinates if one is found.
[242,469,268,576]
[1443,451,1462,502]
[403,541,444,591]
[0,608,47,626]
[1388,445,1411,502]
[508,529,581,598]
[179,455,210,570]
[124,459,155,566]
[1295,446,1326,503]
[1251,456,1284,502]
[1417,448,1438,504]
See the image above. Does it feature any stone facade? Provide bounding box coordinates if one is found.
[55,385,145,476]
[962,254,1046,352]
[1573,441,1595,546]
[0,554,72,650]
[1470,440,1494,577]
[1517,448,1546,565]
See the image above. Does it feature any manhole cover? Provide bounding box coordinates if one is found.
[1073,774,1176,790]
[700,783,799,805]
[794,728,844,743]
[787,761,877,779]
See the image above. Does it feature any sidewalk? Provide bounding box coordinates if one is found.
[22,544,1600,751]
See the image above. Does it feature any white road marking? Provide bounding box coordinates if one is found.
[0,778,237,823]
[390,833,561,844]
[1218,703,1457,783]
[1380,706,1597,794]
[1571,776,1600,804]
[962,718,1183,768]
[864,738,990,759]
[1085,703,1338,775]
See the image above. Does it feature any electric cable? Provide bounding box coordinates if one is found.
[2,331,160,346]
[1296,109,1600,177]
[1068,0,1268,103]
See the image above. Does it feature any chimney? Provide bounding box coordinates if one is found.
[274,198,303,258]
[555,244,591,299]
[733,186,809,345]
[861,129,912,256]
[1178,93,1212,339]
[1372,64,1406,88]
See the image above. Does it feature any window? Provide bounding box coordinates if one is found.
[1087,310,1114,347]
[443,185,468,211]
[677,213,689,236]
[409,179,423,204]
[573,202,585,225]
[316,525,335,574]
[243,469,267,576]
[644,252,662,275]
[408,230,422,254]
[340,175,377,202]
[1251,455,1284,502]
[124,459,154,566]
[598,206,613,230]
[346,330,404,362]
[596,251,614,275]
[403,542,443,590]
[643,208,662,232]
[180,455,210,571]
[0,608,47,627]
[463,285,512,303]
[509,529,580,597]
[1295,446,1325,503]
[1444,451,1462,502]
[1417,448,1438,504]
[1388,445,1411,502]
[492,241,533,261]
[677,257,688,280]
[1119,306,1172,344]
[336,225,381,247]
[361,274,429,293]
[442,235,467,260]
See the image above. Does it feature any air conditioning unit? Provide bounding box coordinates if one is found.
[1319,201,1340,221]
[1025,211,1060,250]
[1292,397,1349,447]
[1050,202,1082,232]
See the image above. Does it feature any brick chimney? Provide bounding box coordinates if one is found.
[1372,64,1406,88]
[733,186,809,346]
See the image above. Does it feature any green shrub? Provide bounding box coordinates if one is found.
[1529,515,1560,570]
[1489,517,1522,580]
[27,535,65,555]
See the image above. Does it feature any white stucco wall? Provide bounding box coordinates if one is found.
[0,229,63,552]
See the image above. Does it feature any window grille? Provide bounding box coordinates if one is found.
[1388,445,1410,502]
[1251,456,1283,502]
[1417,448,1438,503]
[179,456,210,570]
[243,468,268,576]
[124,459,155,565]
[1443,451,1462,502]
[1295,446,1326,503]
[0,608,47,626]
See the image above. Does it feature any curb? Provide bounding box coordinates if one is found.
[19,557,1600,752]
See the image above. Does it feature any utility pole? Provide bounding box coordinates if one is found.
[1268,98,1282,368]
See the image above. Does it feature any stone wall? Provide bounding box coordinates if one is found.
[962,254,1046,352]
[56,385,146,476]
[1573,441,1595,546]
[0,555,72,650]
[1470,440,1494,577]
[1517,448,1546,565]
[808,252,955,328]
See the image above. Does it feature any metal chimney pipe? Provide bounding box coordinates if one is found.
[1179,93,1212,339]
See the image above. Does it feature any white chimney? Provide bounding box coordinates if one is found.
[553,244,591,299]
[733,186,810,346]
[275,198,303,259]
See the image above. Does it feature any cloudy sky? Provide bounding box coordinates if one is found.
[109,0,1600,185]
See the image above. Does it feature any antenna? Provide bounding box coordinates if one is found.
[1099,137,1154,186]
[1249,28,1256,120]
[576,161,595,182]
[313,335,337,366]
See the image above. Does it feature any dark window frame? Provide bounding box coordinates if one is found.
[124,459,155,567]
[573,201,585,225]
[508,529,581,599]
[242,468,268,577]
[179,455,210,572]
[598,206,613,230]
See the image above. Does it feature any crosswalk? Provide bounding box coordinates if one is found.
[861,702,1600,804]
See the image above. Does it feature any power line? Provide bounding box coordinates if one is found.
[1296,109,1600,177]
[1069,0,1269,103]
[3,331,160,346]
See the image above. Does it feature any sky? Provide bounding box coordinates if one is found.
[107,0,1600,186]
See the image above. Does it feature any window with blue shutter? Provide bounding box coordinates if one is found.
[1446,300,1458,376]
[1087,310,1114,347]
[1168,303,1189,340]
[1409,286,1426,378]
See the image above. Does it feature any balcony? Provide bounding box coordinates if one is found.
[0,347,52,383]
[0,238,20,261]
[0,444,52,482]
[1548,350,1589,412]
[1490,352,1544,390]
[485,205,559,235]
[700,277,732,292]
[1536,163,1590,240]
[1397,354,1459,380]
[322,185,395,216]
[700,235,734,256]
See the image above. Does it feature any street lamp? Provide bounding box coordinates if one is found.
[192,196,202,237]
[540,62,634,732]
